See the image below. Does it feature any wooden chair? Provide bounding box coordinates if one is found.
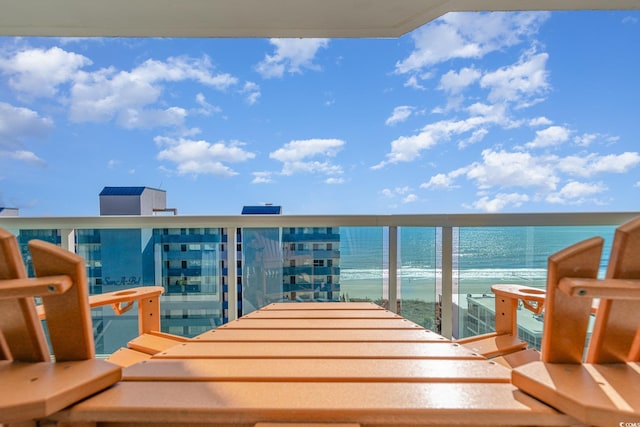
[457,228,612,369]
[0,228,122,425]
[0,227,185,368]
[457,283,546,367]
[513,216,640,426]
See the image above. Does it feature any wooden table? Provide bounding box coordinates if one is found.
[50,302,581,426]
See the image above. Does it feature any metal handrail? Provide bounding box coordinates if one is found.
[2,211,639,337]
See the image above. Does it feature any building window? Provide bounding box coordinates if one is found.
[181,260,187,269]
[326,243,332,250]
[327,260,333,267]
[290,260,295,267]
[163,244,169,252]
[313,259,324,267]
[290,276,296,284]
[297,243,304,251]
[313,243,320,250]
[290,243,295,251]
[181,244,187,252]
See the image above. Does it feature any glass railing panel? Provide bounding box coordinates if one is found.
[241,226,384,314]
[15,229,61,276]
[338,227,385,305]
[241,227,285,314]
[455,225,616,349]
[398,227,438,329]
[76,227,224,355]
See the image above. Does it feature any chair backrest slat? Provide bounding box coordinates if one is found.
[0,228,50,362]
[541,236,603,363]
[587,216,640,363]
[29,239,95,361]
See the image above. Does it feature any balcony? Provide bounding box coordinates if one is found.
[1,211,637,356]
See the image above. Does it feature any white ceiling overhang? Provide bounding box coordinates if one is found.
[1,0,640,38]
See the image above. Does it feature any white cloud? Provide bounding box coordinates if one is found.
[468,192,529,212]
[374,111,506,169]
[0,102,54,150]
[0,46,91,99]
[118,106,188,130]
[325,177,345,184]
[395,11,549,74]
[8,150,46,166]
[546,181,607,204]
[155,136,255,177]
[421,173,457,190]
[558,152,640,177]
[270,138,345,179]
[438,67,481,94]
[403,194,418,203]
[525,125,571,149]
[459,128,489,149]
[404,75,426,90]
[466,149,559,191]
[528,116,552,127]
[573,133,598,146]
[381,187,417,202]
[252,171,273,184]
[480,51,549,105]
[256,38,329,79]
[241,81,261,105]
[194,93,222,116]
[385,106,414,126]
[69,55,237,128]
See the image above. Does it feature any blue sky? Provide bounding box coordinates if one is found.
[1,10,639,216]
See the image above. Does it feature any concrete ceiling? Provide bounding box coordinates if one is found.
[1,0,639,38]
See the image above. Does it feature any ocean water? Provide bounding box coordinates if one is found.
[337,225,617,302]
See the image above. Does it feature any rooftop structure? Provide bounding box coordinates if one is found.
[0,208,19,217]
[241,205,283,215]
[99,186,175,216]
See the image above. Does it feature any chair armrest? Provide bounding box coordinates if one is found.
[559,277,640,299]
[0,276,72,300]
[37,286,165,335]
[87,286,164,312]
[491,284,546,314]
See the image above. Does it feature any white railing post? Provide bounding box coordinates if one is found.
[388,226,398,313]
[60,228,76,253]
[441,226,453,339]
[227,227,238,321]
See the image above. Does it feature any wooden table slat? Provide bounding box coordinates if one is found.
[260,302,384,311]
[155,341,483,359]
[243,309,401,319]
[220,318,423,329]
[194,328,446,342]
[53,381,575,426]
[123,358,511,383]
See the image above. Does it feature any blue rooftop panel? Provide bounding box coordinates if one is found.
[241,205,282,215]
[100,186,147,196]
